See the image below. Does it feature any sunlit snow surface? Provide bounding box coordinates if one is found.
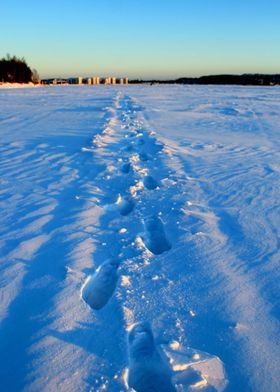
[0,85,280,392]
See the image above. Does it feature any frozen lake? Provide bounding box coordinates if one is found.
[0,85,280,391]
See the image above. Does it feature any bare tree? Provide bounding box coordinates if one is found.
[32,69,40,84]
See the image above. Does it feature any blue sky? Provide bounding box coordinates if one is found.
[1,0,279,79]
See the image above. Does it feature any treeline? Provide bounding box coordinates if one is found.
[176,74,280,86]
[0,54,39,83]
[130,74,280,86]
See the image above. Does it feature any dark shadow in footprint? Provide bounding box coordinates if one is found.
[143,176,159,190]
[118,197,135,216]
[127,322,176,392]
[137,138,145,146]
[143,215,171,255]
[120,162,131,174]
[139,152,150,162]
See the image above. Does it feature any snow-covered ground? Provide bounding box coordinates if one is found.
[0,82,36,89]
[0,85,280,392]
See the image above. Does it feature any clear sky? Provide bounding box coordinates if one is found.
[1,0,279,79]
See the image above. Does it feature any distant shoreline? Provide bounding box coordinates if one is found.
[1,73,280,89]
[130,73,280,86]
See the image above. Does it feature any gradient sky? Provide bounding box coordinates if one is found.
[1,0,279,79]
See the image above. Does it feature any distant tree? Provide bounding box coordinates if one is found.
[0,54,33,83]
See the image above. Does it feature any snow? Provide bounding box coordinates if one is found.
[0,85,280,391]
[0,82,36,89]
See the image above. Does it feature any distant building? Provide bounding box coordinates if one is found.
[44,75,128,86]
[52,78,68,85]
[68,77,77,84]
[92,76,100,85]
[68,77,83,84]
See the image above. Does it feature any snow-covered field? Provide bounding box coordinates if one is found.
[0,85,280,392]
[0,82,36,89]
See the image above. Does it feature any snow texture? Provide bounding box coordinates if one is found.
[0,85,280,392]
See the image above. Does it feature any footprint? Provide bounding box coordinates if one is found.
[143,175,159,190]
[81,259,120,310]
[105,195,135,216]
[117,195,135,216]
[143,215,171,255]
[139,152,150,162]
[127,322,176,392]
[135,128,144,134]
[128,132,137,138]
[120,162,131,174]
[137,138,145,146]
